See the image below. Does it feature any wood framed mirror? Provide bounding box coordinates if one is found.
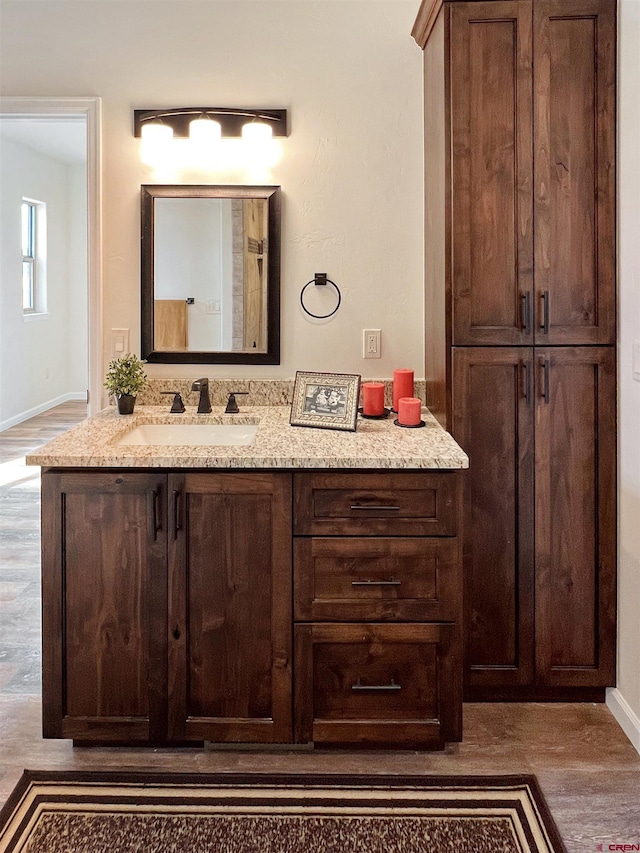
[141,184,281,364]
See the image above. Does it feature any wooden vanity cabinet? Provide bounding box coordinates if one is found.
[414,0,617,700]
[41,468,463,748]
[41,469,292,744]
[293,471,463,749]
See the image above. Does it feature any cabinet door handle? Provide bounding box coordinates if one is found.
[540,290,550,334]
[352,678,402,692]
[149,489,161,540]
[520,292,531,334]
[540,357,550,404]
[350,505,400,512]
[351,579,401,587]
[172,625,181,640]
[172,490,181,540]
[520,361,531,403]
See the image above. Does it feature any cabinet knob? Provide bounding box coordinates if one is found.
[172,626,181,640]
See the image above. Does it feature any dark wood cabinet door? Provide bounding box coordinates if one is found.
[41,471,167,741]
[294,472,458,537]
[450,1,534,346]
[533,0,616,344]
[452,348,535,693]
[294,536,460,622]
[534,347,616,686]
[167,472,292,743]
[294,623,460,748]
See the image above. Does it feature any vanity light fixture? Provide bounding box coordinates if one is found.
[189,115,222,146]
[134,107,288,167]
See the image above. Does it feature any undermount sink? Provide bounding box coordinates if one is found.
[115,422,259,447]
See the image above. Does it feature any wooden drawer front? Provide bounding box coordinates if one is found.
[294,624,460,747]
[294,538,459,621]
[294,472,459,536]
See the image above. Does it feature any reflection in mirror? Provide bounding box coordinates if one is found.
[141,185,281,364]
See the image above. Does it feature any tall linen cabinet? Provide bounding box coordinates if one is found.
[412,0,617,700]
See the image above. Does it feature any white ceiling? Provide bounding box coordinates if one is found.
[0,118,86,165]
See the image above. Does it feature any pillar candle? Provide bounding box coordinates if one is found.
[362,382,385,416]
[397,397,422,426]
[392,369,414,412]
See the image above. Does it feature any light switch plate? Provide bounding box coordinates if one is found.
[633,339,640,382]
[111,328,130,358]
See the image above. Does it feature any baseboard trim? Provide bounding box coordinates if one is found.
[606,687,640,754]
[0,393,85,433]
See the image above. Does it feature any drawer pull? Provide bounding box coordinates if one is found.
[349,505,401,511]
[351,579,401,587]
[351,678,402,692]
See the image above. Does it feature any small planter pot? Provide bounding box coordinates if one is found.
[115,394,136,415]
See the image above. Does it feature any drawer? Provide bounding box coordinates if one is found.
[293,472,460,536]
[294,537,460,621]
[294,623,461,748]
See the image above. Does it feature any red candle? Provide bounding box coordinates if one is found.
[397,397,422,426]
[362,382,385,416]
[393,369,414,412]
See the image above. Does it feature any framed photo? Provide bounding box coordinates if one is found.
[290,371,361,431]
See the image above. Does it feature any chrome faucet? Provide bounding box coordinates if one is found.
[191,378,212,413]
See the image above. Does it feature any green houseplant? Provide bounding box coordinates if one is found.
[104,353,147,415]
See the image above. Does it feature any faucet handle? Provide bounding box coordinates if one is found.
[225,391,249,414]
[161,391,186,413]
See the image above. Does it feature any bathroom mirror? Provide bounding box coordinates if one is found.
[141,184,281,364]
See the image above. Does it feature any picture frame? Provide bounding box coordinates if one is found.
[290,371,361,431]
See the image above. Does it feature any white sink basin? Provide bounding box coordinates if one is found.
[115,422,259,447]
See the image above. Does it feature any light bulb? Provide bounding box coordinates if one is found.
[189,117,222,166]
[241,121,273,146]
[140,122,173,167]
[189,117,222,145]
[241,120,279,169]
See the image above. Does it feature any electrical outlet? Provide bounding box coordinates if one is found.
[363,329,381,359]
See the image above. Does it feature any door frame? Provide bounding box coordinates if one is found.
[0,96,103,414]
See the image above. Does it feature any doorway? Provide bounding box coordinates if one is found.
[0,97,102,424]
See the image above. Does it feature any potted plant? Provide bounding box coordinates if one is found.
[104,353,147,415]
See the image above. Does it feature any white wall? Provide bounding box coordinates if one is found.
[0,0,424,382]
[67,162,88,394]
[0,136,87,427]
[609,0,640,750]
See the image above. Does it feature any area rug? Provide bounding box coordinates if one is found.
[0,771,567,853]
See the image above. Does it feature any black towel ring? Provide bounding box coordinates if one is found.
[300,273,342,319]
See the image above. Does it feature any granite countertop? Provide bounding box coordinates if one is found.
[26,405,469,470]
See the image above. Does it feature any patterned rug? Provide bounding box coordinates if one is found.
[0,771,566,853]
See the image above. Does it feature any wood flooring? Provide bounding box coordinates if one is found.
[0,402,638,852]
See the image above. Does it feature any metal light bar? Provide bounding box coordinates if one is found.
[133,108,288,138]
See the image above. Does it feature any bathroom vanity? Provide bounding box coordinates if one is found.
[29,405,467,750]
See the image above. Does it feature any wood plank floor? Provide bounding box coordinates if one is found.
[0,402,638,851]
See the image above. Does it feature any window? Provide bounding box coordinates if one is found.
[21,198,46,314]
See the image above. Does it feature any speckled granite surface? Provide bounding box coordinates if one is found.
[135,378,427,408]
[26,405,468,470]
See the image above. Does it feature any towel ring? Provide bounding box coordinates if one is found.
[300,273,342,319]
